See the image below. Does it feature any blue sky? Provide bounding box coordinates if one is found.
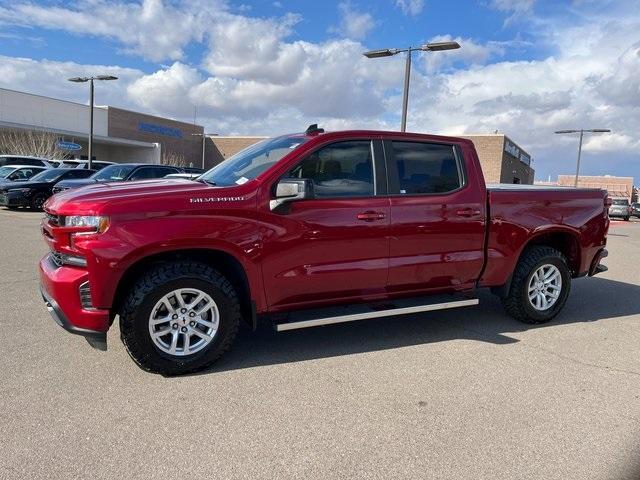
[0,0,638,182]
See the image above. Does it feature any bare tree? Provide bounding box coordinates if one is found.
[0,129,64,159]
[161,150,188,167]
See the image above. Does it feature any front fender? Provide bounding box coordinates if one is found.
[74,213,263,311]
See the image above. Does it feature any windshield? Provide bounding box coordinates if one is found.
[612,199,629,205]
[199,135,308,186]
[30,169,66,182]
[92,165,136,182]
[0,166,17,178]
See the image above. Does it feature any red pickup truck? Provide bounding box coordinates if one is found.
[39,126,610,374]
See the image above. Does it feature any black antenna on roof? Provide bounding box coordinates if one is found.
[305,124,325,135]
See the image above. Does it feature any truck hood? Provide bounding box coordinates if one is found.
[45,178,235,215]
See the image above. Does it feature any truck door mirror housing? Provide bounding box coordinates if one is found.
[270,179,313,211]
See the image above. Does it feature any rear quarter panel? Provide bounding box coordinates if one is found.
[480,188,609,287]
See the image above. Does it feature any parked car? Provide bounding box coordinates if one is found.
[182,167,205,174]
[0,165,47,185]
[0,155,57,168]
[608,197,630,221]
[0,168,96,210]
[57,160,115,170]
[630,203,640,218]
[52,163,182,194]
[40,127,610,374]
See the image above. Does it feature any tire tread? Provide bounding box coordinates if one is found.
[119,261,241,375]
[501,246,570,324]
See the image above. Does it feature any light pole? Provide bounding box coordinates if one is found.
[554,129,611,187]
[68,75,118,170]
[363,41,460,132]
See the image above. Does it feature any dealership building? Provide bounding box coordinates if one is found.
[459,134,535,184]
[0,87,206,166]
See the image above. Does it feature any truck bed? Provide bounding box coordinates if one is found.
[480,184,609,288]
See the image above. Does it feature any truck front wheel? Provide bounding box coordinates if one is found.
[501,246,571,324]
[119,261,241,375]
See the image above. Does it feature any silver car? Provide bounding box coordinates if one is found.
[609,198,630,221]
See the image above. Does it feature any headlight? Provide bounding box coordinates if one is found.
[63,215,110,233]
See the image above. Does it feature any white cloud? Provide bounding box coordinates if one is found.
[0,0,221,62]
[331,2,375,41]
[489,0,536,13]
[394,0,425,16]
[127,62,202,117]
[0,55,141,106]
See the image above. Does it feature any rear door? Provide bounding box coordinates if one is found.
[260,139,391,309]
[385,139,486,293]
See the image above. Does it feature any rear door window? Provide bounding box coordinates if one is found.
[389,141,463,195]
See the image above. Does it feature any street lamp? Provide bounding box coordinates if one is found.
[554,129,611,187]
[68,75,118,170]
[191,133,218,170]
[363,41,460,132]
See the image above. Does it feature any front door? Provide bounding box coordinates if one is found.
[259,139,390,310]
[384,139,486,294]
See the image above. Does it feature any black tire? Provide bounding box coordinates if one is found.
[30,193,47,211]
[119,261,241,375]
[624,216,630,221]
[501,246,571,324]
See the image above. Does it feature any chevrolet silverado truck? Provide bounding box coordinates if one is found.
[39,126,610,375]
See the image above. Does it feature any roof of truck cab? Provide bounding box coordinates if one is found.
[296,129,478,145]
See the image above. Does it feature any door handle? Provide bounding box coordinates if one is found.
[456,208,481,217]
[357,211,386,222]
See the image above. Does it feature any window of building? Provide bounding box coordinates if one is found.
[287,141,375,198]
[390,142,462,194]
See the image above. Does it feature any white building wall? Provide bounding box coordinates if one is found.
[0,88,108,136]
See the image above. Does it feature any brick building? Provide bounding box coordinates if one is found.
[557,175,635,202]
[204,136,267,169]
[459,134,535,184]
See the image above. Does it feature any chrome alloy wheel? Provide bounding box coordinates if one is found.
[148,288,219,357]
[527,264,562,311]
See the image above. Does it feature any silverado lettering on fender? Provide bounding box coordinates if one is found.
[39,126,610,374]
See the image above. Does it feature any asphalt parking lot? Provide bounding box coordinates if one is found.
[1,209,639,480]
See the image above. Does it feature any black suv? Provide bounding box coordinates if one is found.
[0,168,95,210]
[52,163,182,194]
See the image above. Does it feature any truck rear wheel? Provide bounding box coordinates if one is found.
[119,261,241,375]
[501,246,571,324]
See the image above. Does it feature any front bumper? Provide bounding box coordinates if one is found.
[39,253,109,350]
[0,191,28,207]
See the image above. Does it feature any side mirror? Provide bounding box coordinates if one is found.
[270,178,313,211]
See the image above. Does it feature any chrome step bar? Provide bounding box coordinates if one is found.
[275,297,479,332]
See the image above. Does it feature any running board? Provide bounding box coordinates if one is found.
[275,296,479,332]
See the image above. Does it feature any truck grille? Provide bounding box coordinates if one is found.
[50,251,64,267]
[79,281,93,309]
